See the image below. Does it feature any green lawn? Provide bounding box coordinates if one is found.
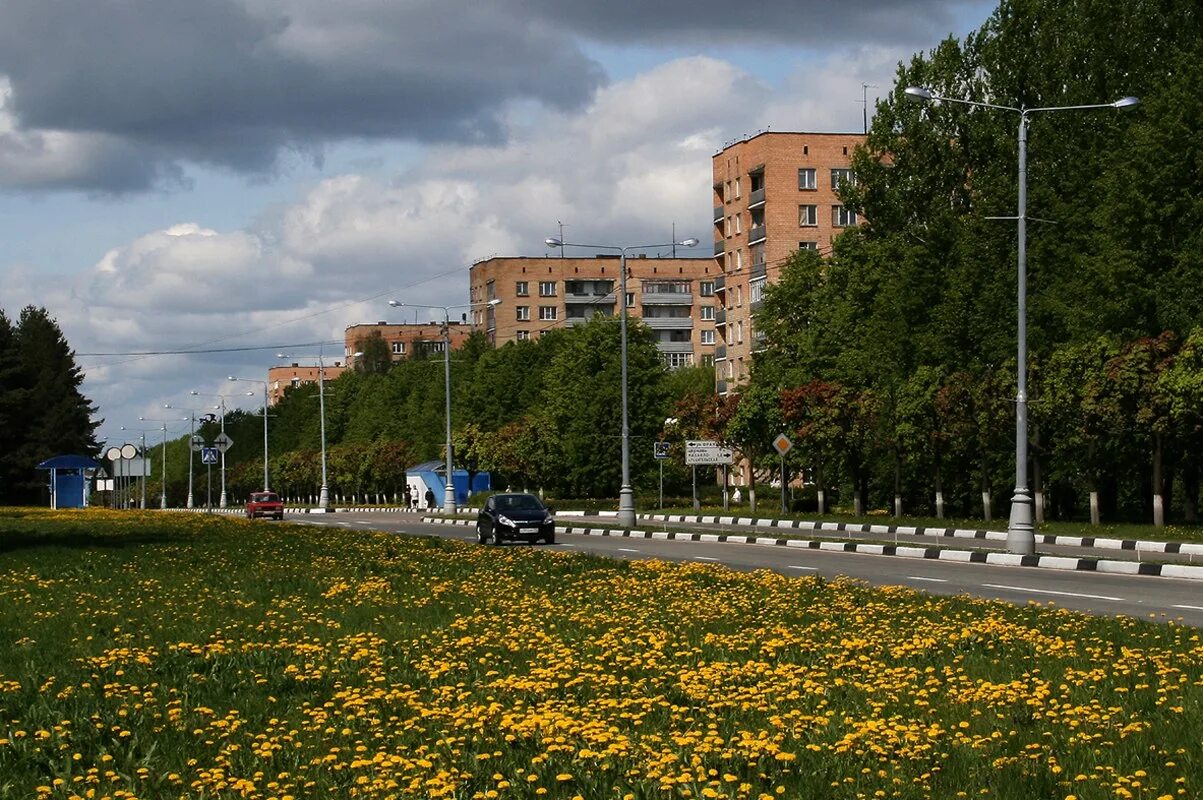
[0,508,1199,800]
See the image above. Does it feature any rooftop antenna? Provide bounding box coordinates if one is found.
[862,83,879,134]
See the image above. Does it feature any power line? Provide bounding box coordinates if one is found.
[78,340,343,357]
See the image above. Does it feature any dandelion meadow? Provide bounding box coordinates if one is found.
[0,509,1199,800]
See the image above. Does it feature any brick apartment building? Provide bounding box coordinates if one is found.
[267,362,348,405]
[343,321,473,367]
[712,131,864,394]
[468,255,721,369]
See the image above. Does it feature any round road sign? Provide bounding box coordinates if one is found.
[105,446,122,461]
[120,443,138,459]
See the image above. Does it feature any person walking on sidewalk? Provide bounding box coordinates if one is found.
[425,487,436,509]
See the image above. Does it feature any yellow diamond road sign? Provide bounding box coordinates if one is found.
[772,433,792,456]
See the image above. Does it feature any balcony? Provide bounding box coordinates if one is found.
[714,274,725,292]
[641,316,694,330]
[713,205,723,222]
[713,239,726,256]
[747,225,766,245]
[564,292,615,305]
[715,345,726,361]
[715,308,726,326]
[642,289,693,306]
[750,261,766,280]
[717,379,728,395]
[748,187,765,209]
[656,341,694,354]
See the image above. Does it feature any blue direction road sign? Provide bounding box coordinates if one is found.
[200,447,219,465]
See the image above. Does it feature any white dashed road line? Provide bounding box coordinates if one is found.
[617,548,641,553]
[786,565,817,571]
[907,576,949,583]
[694,556,719,562]
[982,583,1127,603]
[1172,604,1203,611]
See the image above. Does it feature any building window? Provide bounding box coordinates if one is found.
[700,280,715,296]
[799,204,818,226]
[391,342,405,355]
[516,306,530,321]
[736,321,743,344]
[750,277,766,305]
[798,241,818,251]
[701,329,715,345]
[516,281,529,296]
[725,216,732,237]
[833,206,858,227]
[516,330,530,341]
[701,305,716,321]
[798,168,816,190]
[539,281,557,297]
[832,168,855,190]
[735,178,741,198]
[643,280,691,295]
[539,306,557,321]
[486,279,495,302]
[661,352,694,369]
[290,377,301,388]
[726,360,734,379]
[626,292,634,308]
[735,249,743,270]
[735,286,743,306]
[735,214,742,234]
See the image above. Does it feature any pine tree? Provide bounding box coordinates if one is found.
[4,306,102,503]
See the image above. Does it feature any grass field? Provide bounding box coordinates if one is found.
[0,508,1199,800]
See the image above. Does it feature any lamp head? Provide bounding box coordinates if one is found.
[190,390,199,396]
[245,390,254,397]
[545,237,563,248]
[227,376,236,381]
[388,299,401,307]
[487,298,502,306]
[679,238,699,248]
[163,403,172,409]
[904,86,935,103]
[353,350,364,358]
[275,352,286,359]
[1113,96,1140,109]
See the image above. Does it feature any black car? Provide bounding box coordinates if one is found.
[476,493,556,545]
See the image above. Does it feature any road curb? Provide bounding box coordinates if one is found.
[420,517,1203,581]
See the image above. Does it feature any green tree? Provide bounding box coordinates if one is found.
[353,331,393,375]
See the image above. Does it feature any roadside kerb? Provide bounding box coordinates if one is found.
[421,517,1203,581]
[637,512,1203,557]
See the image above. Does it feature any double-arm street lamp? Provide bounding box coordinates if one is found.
[904,86,1138,554]
[164,404,205,508]
[386,298,501,513]
[190,391,231,506]
[274,349,358,512]
[228,376,270,491]
[543,236,699,528]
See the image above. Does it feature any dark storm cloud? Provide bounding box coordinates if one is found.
[0,0,604,186]
[0,0,975,191]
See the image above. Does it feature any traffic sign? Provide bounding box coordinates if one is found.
[685,440,734,466]
[212,433,233,453]
[201,447,219,465]
[189,435,205,453]
[105,446,122,461]
[120,443,138,459]
[653,441,671,460]
[772,433,793,456]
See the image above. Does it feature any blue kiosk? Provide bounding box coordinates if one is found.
[36,455,102,509]
[406,460,490,508]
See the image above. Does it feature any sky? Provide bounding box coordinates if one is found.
[0,0,997,446]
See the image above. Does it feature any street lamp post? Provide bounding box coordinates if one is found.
[191,392,230,506]
[228,377,270,491]
[544,236,699,528]
[387,298,501,513]
[138,417,172,509]
[275,349,357,512]
[904,86,1138,554]
[164,404,204,508]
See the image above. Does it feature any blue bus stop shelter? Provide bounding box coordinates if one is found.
[36,455,102,509]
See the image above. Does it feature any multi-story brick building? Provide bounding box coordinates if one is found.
[343,321,473,367]
[468,255,720,369]
[712,131,864,394]
[267,362,348,405]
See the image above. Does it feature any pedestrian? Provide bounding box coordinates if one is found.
[403,485,412,510]
[424,487,436,509]
[732,486,742,505]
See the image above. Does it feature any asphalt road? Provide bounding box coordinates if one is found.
[285,511,1203,627]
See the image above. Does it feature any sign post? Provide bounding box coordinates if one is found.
[653,441,670,508]
[685,441,733,513]
[772,433,793,515]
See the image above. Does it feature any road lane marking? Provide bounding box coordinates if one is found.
[982,583,1126,602]
[1171,604,1203,611]
[907,576,949,583]
[693,556,719,562]
[786,565,817,571]
[617,548,641,553]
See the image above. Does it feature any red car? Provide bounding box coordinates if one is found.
[246,491,284,520]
